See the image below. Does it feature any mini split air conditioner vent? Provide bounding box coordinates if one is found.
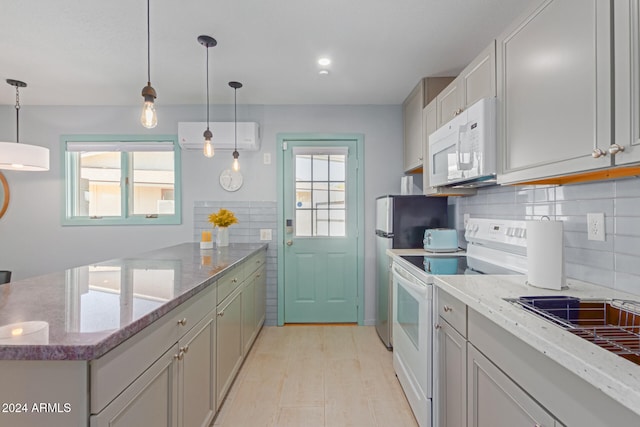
[177,122,260,151]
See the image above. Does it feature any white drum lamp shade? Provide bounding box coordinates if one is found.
[0,141,50,171]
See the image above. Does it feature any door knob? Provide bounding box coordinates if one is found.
[286,240,293,246]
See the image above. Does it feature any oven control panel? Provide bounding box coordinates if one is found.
[465,218,527,249]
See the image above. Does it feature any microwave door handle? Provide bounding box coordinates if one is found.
[457,124,473,170]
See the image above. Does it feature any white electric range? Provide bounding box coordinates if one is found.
[391,218,528,427]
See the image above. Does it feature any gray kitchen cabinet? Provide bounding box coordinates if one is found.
[216,286,243,408]
[434,288,468,427]
[423,100,477,197]
[254,265,267,332]
[497,0,612,184]
[242,271,256,355]
[614,0,640,166]
[436,42,496,129]
[91,345,179,427]
[179,312,216,427]
[467,344,555,427]
[404,77,455,172]
[436,319,467,427]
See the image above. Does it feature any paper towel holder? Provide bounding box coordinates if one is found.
[525,217,568,291]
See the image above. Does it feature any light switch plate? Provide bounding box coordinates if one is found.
[260,229,272,241]
[263,153,271,165]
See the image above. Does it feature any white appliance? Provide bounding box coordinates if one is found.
[428,97,496,188]
[392,217,527,427]
[177,122,260,151]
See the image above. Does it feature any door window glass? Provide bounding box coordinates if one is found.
[294,152,346,237]
[397,284,420,350]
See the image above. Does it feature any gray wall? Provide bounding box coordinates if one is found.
[451,179,640,296]
[0,103,403,325]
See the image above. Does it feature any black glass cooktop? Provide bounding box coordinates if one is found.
[400,255,469,275]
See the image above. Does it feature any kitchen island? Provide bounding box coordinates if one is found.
[389,253,640,425]
[0,242,267,427]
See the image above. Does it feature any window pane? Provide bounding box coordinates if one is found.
[329,210,346,236]
[79,152,121,217]
[312,155,329,181]
[329,155,346,180]
[329,182,345,208]
[316,209,329,236]
[312,182,329,208]
[296,210,312,236]
[296,182,312,208]
[131,152,175,215]
[296,155,312,181]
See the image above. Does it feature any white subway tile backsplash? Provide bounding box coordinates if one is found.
[452,177,640,296]
[194,201,278,325]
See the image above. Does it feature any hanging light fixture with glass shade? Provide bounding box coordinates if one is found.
[0,79,50,171]
[140,0,158,129]
[198,35,217,158]
[229,81,243,171]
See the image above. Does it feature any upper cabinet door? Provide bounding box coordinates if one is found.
[461,41,497,108]
[614,0,640,165]
[403,81,425,172]
[497,0,612,184]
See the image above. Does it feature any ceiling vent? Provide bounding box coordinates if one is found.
[177,122,260,151]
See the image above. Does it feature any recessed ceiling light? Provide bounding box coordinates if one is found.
[318,57,331,66]
[319,70,329,75]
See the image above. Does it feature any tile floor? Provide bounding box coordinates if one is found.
[213,325,418,427]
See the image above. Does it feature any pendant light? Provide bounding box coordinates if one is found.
[198,35,217,158]
[229,81,242,171]
[0,79,49,171]
[140,0,158,128]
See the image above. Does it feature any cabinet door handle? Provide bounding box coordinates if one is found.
[232,278,239,283]
[434,324,442,330]
[217,311,225,317]
[453,108,464,117]
[591,148,607,158]
[177,318,187,326]
[608,143,625,155]
[180,345,189,354]
[174,351,184,361]
[443,305,453,313]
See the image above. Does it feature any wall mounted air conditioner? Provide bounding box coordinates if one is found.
[177,122,260,151]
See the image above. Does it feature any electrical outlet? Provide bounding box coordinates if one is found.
[260,229,272,241]
[463,213,470,227]
[587,213,605,241]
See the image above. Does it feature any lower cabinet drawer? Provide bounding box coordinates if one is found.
[217,266,245,303]
[437,288,467,337]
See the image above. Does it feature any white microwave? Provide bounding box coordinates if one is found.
[428,97,497,187]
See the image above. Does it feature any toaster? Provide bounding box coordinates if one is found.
[423,228,458,252]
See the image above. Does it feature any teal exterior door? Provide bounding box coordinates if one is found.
[279,136,363,324]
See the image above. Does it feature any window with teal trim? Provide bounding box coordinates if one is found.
[63,136,181,226]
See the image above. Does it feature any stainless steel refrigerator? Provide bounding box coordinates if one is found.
[375,195,448,348]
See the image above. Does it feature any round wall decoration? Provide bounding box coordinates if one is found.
[0,172,9,219]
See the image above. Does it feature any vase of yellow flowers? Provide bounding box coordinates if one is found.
[208,208,238,247]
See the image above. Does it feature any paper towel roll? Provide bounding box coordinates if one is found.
[526,220,566,290]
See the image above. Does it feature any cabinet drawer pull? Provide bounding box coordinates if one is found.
[591,148,607,158]
[232,278,238,283]
[180,345,189,354]
[443,305,452,313]
[608,143,625,155]
[177,318,187,326]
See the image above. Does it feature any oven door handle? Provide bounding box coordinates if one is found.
[392,266,428,297]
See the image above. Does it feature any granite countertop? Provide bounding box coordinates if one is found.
[387,251,640,417]
[0,242,266,361]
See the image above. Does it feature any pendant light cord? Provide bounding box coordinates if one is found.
[206,47,210,130]
[234,87,237,149]
[146,0,151,84]
[14,85,20,143]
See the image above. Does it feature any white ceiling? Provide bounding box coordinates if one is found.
[0,0,536,107]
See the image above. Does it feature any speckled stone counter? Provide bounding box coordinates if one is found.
[0,242,266,360]
[389,252,640,418]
